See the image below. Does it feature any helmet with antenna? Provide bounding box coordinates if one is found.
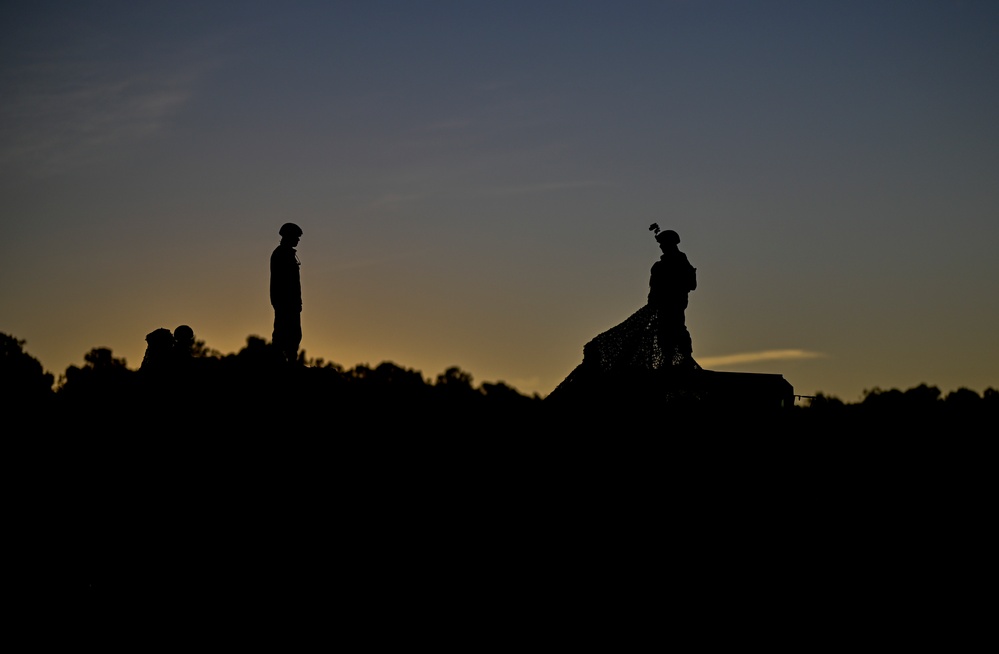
[649,223,679,245]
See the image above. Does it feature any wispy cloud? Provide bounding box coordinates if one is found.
[0,53,217,175]
[697,349,825,367]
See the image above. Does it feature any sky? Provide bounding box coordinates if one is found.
[2,0,998,403]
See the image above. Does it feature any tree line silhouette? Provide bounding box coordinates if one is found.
[6,326,993,608]
[3,330,996,433]
[1,330,545,434]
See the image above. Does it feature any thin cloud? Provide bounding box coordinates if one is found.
[697,349,825,367]
[0,52,219,175]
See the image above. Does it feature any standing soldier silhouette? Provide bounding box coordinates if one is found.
[648,225,698,368]
[271,222,304,363]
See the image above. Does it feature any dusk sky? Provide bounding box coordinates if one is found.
[3,1,998,402]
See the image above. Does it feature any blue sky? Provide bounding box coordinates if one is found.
[3,1,998,401]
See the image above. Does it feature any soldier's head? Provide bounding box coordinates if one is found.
[279,222,303,245]
[174,325,195,348]
[655,229,680,248]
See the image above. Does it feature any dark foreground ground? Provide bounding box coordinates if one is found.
[21,408,989,625]
[5,336,991,638]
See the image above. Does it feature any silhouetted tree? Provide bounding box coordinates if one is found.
[0,332,55,412]
[944,387,981,408]
[56,347,137,429]
[904,383,942,407]
[481,381,532,403]
[60,347,132,393]
[435,366,474,390]
[807,393,845,410]
[479,380,543,426]
[371,362,427,388]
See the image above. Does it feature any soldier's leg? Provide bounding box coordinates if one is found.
[273,310,301,362]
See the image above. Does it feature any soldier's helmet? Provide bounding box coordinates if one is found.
[279,222,303,238]
[655,229,680,245]
[174,325,194,345]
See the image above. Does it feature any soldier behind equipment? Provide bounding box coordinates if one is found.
[649,227,697,368]
[173,325,195,358]
[140,328,175,373]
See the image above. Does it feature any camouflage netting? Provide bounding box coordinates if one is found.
[549,304,701,400]
[582,304,699,373]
